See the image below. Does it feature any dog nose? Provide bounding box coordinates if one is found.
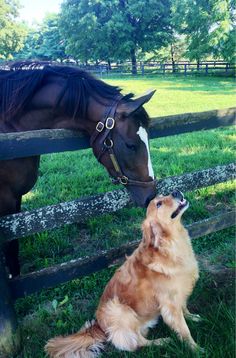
[171,189,184,201]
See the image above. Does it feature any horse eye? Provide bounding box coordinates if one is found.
[156,201,162,208]
[126,143,136,151]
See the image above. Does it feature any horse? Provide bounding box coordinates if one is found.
[0,61,157,278]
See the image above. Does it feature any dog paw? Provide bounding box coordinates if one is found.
[187,313,202,322]
[154,337,171,346]
[195,345,205,354]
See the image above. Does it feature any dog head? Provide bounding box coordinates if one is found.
[142,190,189,248]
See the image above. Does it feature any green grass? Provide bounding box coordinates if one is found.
[105,74,236,116]
[13,74,235,357]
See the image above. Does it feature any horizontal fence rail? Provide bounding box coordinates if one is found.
[9,209,235,300]
[0,107,235,160]
[0,163,235,241]
[75,61,235,76]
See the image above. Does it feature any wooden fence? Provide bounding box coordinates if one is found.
[0,107,235,354]
[77,61,235,76]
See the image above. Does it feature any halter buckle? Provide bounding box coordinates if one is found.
[106,117,115,129]
[96,122,104,132]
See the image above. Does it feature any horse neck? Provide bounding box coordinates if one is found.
[2,97,107,135]
[52,98,108,135]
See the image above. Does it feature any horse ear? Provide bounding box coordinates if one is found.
[117,89,156,117]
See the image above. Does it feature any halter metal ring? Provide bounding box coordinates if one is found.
[104,138,113,148]
[106,117,115,129]
[118,176,128,185]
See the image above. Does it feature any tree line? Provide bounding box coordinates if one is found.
[0,0,235,74]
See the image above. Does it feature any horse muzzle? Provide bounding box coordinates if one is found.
[126,179,157,207]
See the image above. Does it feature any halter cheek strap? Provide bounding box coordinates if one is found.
[90,98,157,188]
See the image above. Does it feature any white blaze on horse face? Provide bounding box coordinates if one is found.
[137,127,154,179]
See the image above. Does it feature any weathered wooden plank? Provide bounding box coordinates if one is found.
[0,129,90,160]
[149,107,236,139]
[9,210,235,300]
[0,163,234,241]
[158,162,235,194]
[0,107,235,160]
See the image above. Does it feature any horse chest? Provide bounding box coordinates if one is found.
[0,157,40,196]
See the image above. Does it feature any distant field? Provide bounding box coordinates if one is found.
[14,74,235,358]
[105,74,236,116]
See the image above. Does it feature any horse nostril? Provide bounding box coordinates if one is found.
[171,189,183,201]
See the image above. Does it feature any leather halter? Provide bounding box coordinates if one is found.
[90,98,157,188]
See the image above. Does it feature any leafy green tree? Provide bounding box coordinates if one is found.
[14,25,41,60]
[60,0,172,73]
[37,14,67,61]
[172,0,235,63]
[210,0,235,63]
[149,36,187,69]
[0,0,26,59]
[59,0,118,65]
[218,28,235,63]
[16,14,67,61]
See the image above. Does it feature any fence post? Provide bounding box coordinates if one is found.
[184,64,187,76]
[0,256,20,355]
[163,64,165,74]
[141,62,145,76]
[205,64,208,75]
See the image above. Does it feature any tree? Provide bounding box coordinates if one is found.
[0,0,26,59]
[210,0,236,63]
[172,0,235,63]
[60,0,172,73]
[16,14,67,61]
[37,14,67,61]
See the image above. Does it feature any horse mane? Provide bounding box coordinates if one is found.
[0,61,128,122]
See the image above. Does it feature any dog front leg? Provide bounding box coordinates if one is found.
[161,305,201,351]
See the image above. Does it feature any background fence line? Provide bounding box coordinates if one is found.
[74,60,235,76]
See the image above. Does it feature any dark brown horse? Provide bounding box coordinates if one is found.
[0,62,156,277]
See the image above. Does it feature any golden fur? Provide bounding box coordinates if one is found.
[45,193,202,357]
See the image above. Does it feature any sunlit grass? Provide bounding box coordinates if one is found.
[105,74,236,116]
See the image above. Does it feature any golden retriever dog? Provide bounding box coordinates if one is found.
[45,190,202,357]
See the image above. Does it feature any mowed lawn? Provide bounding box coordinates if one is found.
[15,75,235,358]
[105,74,236,116]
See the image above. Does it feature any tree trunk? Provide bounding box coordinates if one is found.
[171,44,176,73]
[197,59,200,71]
[130,49,137,75]
[107,59,111,70]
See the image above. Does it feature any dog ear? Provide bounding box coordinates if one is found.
[142,219,163,248]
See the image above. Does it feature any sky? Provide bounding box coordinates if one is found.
[18,0,63,24]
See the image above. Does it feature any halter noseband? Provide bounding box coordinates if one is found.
[90,97,157,188]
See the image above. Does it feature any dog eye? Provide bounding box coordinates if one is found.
[156,201,162,208]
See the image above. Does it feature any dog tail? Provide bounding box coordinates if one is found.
[45,319,106,358]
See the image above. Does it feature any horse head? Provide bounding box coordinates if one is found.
[90,90,157,207]
[0,62,157,208]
